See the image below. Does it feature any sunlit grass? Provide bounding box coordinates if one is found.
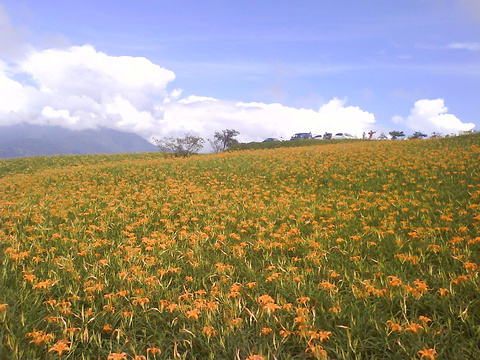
[1,134,479,359]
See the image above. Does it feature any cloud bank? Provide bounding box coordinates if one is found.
[0,45,378,145]
[392,99,475,135]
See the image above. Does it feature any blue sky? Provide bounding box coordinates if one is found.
[0,0,479,143]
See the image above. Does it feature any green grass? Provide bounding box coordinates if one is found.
[1,133,479,359]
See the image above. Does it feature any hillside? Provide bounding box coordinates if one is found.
[0,124,158,158]
[1,134,479,359]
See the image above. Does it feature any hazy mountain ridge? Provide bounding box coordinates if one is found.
[0,124,158,158]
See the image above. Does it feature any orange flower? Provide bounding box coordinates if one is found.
[464,262,478,271]
[328,305,341,314]
[185,308,201,320]
[452,275,468,285]
[48,339,71,356]
[257,294,274,305]
[388,276,402,287]
[246,354,265,360]
[260,327,273,336]
[319,280,336,291]
[294,315,307,326]
[117,290,128,297]
[263,301,280,314]
[437,288,450,296]
[305,342,327,359]
[417,347,437,360]
[33,279,55,290]
[132,297,150,307]
[26,330,54,345]
[147,346,162,356]
[107,353,128,360]
[317,331,330,342]
[386,320,402,333]
[330,271,340,278]
[202,326,218,338]
[232,317,243,326]
[413,279,429,292]
[296,296,310,304]
[404,323,424,334]
[23,273,37,283]
[167,303,178,312]
[418,316,432,324]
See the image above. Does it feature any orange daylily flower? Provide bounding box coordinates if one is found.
[147,346,162,355]
[48,340,71,356]
[417,347,437,360]
[404,323,424,334]
[185,308,201,320]
[107,353,128,360]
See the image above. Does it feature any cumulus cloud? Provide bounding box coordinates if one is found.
[0,44,376,147]
[21,45,175,108]
[392,99,475,134]
[0,45,176,132]
[157,97,375,144]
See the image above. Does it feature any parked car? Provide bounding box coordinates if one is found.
[262,138,280,142]
[290,132,312,140]
[332,133,355,140]
[313,135,324,140]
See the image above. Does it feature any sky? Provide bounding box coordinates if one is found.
[0,0,479,147]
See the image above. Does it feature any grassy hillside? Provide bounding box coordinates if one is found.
[229,138,361,151]
[1,134,479,359]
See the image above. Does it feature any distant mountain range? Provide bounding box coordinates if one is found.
[0,124,158,159]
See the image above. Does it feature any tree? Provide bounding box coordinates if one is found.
[154,133,205,157]
[209,129,240,153]
[409,131,427,139]
[389,130,405,140]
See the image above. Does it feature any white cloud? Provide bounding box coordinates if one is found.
[158,97,375,146]
[41,106,81,127]
[448,42,480,51]
[392,99,474,134]
[0,62,27,114]
[0,45,177,132]
[178,95,219,104]
[21,45,175,109]
[0,44,377,147]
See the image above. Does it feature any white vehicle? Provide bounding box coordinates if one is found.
[332,133,356,140]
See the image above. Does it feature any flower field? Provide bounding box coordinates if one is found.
[1,135,479,359]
